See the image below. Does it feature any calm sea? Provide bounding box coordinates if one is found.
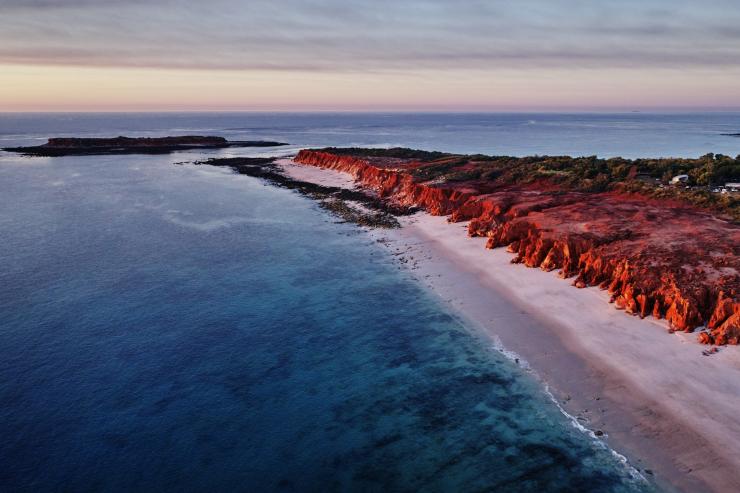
[4,111,736,492]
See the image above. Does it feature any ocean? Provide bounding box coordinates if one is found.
[3,111,737,492]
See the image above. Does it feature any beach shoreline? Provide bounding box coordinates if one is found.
[280,158,740,493]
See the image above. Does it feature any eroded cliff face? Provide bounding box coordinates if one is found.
[295,151,474,215]
[294,149,740,344]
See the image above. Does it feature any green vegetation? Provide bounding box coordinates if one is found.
[329,148,740,220]
[320,147,450,161]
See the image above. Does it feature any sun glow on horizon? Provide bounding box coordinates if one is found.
[2,0,740,111]
[4,64,740,113]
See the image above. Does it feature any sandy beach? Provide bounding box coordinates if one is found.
[280,158,740,493]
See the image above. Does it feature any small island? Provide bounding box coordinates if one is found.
[3,136,288,156]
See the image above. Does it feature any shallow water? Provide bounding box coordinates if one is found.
[0,113,691,491]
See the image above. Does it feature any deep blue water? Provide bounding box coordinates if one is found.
[0,111,738,158]
[1,111,725,492]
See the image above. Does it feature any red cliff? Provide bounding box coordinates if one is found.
[295,149,740,344]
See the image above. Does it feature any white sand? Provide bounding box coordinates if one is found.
[278,158,358,189]
[375,213,740,492]
[284,159,740,492]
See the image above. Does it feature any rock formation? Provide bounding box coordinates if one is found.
[295,149,740,344]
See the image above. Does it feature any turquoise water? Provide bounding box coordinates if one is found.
[0,112,696,491]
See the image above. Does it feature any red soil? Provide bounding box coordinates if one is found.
[295,149,740,345]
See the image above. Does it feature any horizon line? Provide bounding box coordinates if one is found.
[4,107,740,114]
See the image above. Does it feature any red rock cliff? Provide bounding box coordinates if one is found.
[294,149,740,344]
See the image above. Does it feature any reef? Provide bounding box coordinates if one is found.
[191,157,413,228]
[295,148,740,345]
[3,136,288,156]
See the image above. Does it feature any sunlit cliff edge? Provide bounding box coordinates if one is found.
[295,148,740,344]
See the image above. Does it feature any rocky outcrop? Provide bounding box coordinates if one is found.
[192,156,406,228]
[295,149,740,344]
[295,150,473,215]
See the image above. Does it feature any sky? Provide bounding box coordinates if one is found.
[1,0,740,111]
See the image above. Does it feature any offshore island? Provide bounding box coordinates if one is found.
[3,135,287,156]
[194,146,740,492]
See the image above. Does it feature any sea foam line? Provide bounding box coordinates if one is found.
[488,335,649,486]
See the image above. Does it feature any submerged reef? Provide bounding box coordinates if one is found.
[191,157,413,228]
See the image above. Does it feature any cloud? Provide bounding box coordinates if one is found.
[1,0,739,72]
[0,0,152,8]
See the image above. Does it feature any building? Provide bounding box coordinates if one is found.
[670,174,689,185]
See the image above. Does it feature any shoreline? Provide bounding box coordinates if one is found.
[280,159,740,493]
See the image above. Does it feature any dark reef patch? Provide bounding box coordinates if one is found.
[191,157,415,228]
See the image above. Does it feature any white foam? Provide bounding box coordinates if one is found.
[489,336,648,486]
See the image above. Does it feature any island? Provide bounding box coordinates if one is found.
[3,136,288,156]
[292,147,740,345]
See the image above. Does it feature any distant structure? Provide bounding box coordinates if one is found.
[670,174,689,185]
[714,183,740,194]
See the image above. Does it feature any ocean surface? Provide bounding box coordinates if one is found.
[1,111,739,158]
[3,111,737,492]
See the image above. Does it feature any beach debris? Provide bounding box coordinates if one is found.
[702,347,720,356]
